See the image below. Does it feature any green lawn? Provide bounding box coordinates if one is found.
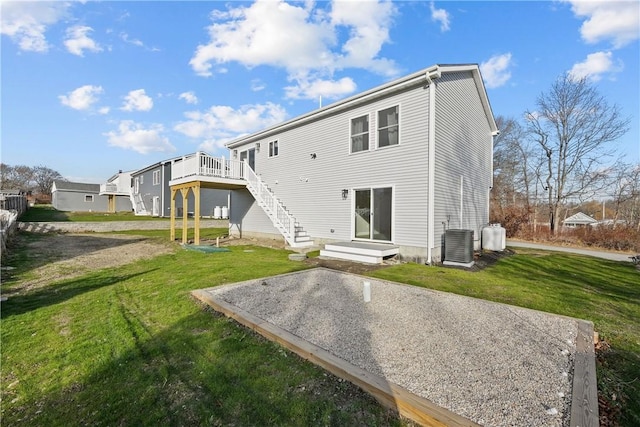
[1,234,638,426]
[19,204,168,222]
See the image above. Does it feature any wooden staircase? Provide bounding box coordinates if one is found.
[244,167,313,248]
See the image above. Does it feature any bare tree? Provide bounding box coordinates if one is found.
[32,165,65,196]
[0,164,33,191]
[0,164,66,195]
[525,73,630,234]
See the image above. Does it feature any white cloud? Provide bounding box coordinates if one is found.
[120,32,143,47]
[174,102,288,149]
[285,76,357,100]
[569,51,622,81]
[64,25,102,56]
[179,91,199,104]
[121,89,153,112]
[104,121,175,154]
[189,0,397,99]
[565,0,639,48]
[480,53,513,89]
[429,2,451,32]
[0,1,70,52]
[251,79,266,92]
[59,85,105,111]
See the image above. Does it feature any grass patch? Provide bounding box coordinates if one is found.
[107,227,229,241]
[19,205,167,222]
[2,236,638,426]
[1,234,406,426]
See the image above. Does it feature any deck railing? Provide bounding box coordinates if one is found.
[171,152,245,181]
[99,183,130,194]
[243,165,296,245]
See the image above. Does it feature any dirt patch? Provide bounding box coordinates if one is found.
[2,233,174,296]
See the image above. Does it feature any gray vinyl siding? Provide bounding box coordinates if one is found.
[52,190,109,212]
[433,71,493,249]
[232,83,431,249]
[229,189,279,237]
[134,164,229,217]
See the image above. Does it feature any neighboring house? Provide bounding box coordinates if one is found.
[168,63,498,264]
[52,181,110,212]
[131,155,229,217]
[98,170,134,213]
[563,212,598,228]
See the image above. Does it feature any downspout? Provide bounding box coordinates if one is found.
[161,162,165,217]
[426,67,441,264]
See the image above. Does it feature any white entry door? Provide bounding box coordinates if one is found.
[354,187,392,241]
[152,196,160,217]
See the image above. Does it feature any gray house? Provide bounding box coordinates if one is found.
[131,154,229,217]
[168,64,498,264]
[51,181,112,212]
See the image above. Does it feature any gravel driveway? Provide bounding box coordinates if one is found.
[195,268,595,427]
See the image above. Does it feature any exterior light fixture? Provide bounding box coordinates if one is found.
[341,189,348,199]
[233,150,238,159]
[256,143,260,152]
[310,153,317,159]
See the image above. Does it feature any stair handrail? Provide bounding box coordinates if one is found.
[243,164,296,244]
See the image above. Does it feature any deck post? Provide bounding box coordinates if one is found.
[170,188,177,242]
[181,188,189,244]
[194,182,201,245]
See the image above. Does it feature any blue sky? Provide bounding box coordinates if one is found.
[2,0,639,183]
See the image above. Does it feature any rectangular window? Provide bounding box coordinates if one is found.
[350,114,369,153]
[84,195,94,203]
[269,140,279,158]
[351,114,369,153]
[377,105,399,148]
[134,177,140,194]
[153,170,161,185]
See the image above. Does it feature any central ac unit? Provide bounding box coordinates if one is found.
[444,229,474,266]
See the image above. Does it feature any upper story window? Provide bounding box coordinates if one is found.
[377,105,399,148]
[269,140,279,158]
[153,170,161,185]
[350,114,369,153]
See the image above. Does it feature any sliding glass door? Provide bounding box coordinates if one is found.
[354,187,392,241]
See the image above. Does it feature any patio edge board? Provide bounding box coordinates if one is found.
[569,320,599,427]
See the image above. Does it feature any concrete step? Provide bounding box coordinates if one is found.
[324,242,399,258]
[319,249,382,264]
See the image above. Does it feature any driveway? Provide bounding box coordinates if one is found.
[506,240,634,262]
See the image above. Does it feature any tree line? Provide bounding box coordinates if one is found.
[0,164,65,196]
[491,73,639,237]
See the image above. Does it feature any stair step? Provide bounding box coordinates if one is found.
[319,250,382,264]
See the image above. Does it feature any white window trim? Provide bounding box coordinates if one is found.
[376,104,401,149]
[268,140,279,158]
[84,194,94,203]
[350,184,395,244]
[349,113,370,154]
[153,170,161,185]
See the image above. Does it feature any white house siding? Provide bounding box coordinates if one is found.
[433,71,493,257]
[230,83,432,260]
